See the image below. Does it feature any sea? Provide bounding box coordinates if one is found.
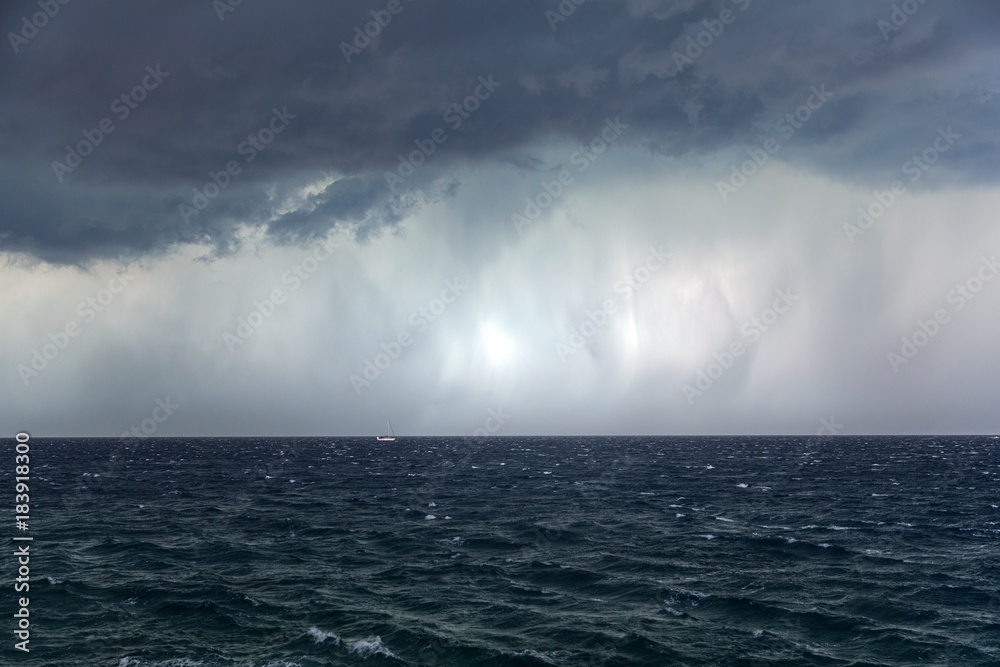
[5,435,998,666]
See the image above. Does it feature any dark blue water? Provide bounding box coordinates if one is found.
[5,436,999,665]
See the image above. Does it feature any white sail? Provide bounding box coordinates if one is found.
[376,417,395,441]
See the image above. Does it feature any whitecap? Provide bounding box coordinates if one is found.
[425,514,437,520]
[348,636,398,658]
[736,483,749,488]
[47,577,63,585]
[698,534,716,540]
[308,626,341,645]
[118,660,203,667]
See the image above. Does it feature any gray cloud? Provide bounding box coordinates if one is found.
[1,0,998,263]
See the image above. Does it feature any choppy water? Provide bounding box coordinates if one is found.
[6,436,999,665]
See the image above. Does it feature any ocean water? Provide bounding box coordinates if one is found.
[6,435,999,666]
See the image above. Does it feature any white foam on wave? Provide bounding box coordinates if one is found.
[736,483,748,488]
[715,516,735,522]
[47,576,63,585]
[676,513,686,518]
[118,659,203,667]
[662,604,685,617]
[425,514,437,520]
[698,534,716,540]
[348,635,397,658]
[510,649,558,664]
[307,626,342,645]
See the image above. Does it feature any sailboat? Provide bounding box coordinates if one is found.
[376,418,396,441]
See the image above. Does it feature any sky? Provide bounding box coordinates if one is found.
[2,0,999,437]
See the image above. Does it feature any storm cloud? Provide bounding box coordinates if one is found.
[2,0,999,436]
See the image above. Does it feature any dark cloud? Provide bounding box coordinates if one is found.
[1,0,998,263]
